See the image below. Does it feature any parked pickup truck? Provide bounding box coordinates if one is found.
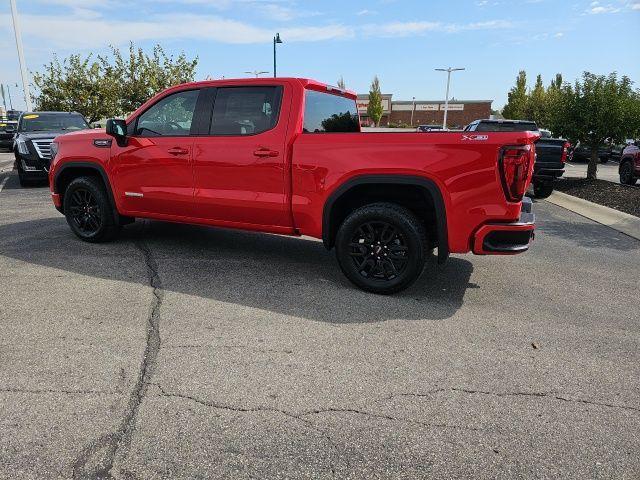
[48,78,537,294]
[464,119,569,199]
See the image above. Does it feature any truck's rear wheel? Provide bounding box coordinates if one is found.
[335,202,427,294]
[533,182,554,199]
[63,176,119,243]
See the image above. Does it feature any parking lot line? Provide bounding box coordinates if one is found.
[0,176,9,194]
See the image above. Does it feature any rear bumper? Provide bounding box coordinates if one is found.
[472,197,535,255]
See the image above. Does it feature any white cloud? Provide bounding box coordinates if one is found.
[0,12,351,48]
[363,19,513,37]
[357,9,378,16]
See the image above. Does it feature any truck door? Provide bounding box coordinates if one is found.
[111,88,202,217]
[192,85,291,228]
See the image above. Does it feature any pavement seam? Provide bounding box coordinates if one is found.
[386,388,640,413]
[71,230,163,480]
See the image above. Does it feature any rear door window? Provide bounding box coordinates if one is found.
[303,90,359,133]
[210,86,282,136]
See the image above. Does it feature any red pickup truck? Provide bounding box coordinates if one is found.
[48,78,537,294]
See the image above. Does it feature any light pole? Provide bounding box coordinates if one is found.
[410,96,416,127]
[273,33,283,78]
[245,70,269,78]
[435,67,465,130]
[9,0,32,111]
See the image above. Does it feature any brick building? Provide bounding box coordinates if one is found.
[357,94,492,129]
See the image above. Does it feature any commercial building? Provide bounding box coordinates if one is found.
[357,94,492,129]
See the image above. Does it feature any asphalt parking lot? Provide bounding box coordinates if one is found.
[1,151,639,479]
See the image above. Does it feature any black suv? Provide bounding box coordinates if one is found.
[13,111,91,186]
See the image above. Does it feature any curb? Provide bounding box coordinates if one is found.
[545,191,640,241]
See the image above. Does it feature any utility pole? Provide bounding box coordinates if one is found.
[9,0,33,111]
[273,33,282,78]
[435,67,465,130]
[1,84,6,111]
[7,85,13,110]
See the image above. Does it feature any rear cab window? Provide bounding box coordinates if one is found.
[303,90,360,133]
[210,86,282,136]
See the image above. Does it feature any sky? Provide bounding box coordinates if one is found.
[0,0,639,111]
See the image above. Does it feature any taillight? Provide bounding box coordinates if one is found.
[499,144,534,202]
[561,141,570,163]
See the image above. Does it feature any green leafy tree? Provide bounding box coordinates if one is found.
[32,43,198,122]
[502,70,528,119]
[32,54,117,122]
[563,72,640,179]
[367,76,384,127]
[525,74,546,126]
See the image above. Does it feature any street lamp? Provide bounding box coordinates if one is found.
[245,70,269,78]
[411,96,416,127]
[273,33,283,78]
[435,67,465,130]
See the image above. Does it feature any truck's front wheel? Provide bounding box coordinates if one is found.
[63,176,120,243]
[335,203,427,294]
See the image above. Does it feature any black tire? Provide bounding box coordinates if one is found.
[600,156,609,164]
[63,176,120,242]
[335,202,427,294]
[533,182,554,199]
[619,161,637,186]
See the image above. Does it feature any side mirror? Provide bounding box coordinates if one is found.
[5,126,16,134]
[106,119,127,138]
[93,123,102,129]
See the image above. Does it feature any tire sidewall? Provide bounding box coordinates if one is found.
[63,177,113,242]
[335,205,426,294]
[620,162,633,185]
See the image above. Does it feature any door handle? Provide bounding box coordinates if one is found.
[253,148,279,157]
[168,147,189,155]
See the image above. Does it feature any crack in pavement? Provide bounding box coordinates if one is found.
[0,388,118,396]
[385,388,640,413]
[71,236,163,480]
[151,383,339,478]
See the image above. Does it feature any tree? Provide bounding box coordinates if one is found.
[563,72,640,179]
[337,76,346,90]
[502,70,528,119]
[367,76,384,127]
[525,74,546,126]
[32,43,198,122]
[32,54,117,122]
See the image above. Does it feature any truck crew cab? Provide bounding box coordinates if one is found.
[49,78,537,294]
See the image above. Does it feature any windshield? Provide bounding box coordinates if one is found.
[19,113,90,132]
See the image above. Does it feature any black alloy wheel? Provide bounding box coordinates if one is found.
[68,187,102,234]
[63,176,120,242]
[335,203,427,294]
[348,221,410,282]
